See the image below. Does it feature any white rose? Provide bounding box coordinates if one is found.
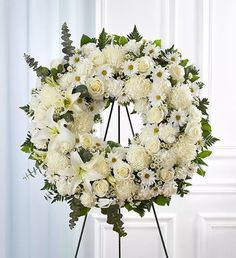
[87,79,105,99]
[185,122,202,143]
[89,50,105,66]
[126,145,151,171]
[169,64,185,82]
[80,192,96,208]
[169,84,193,109]
[145,139,160,154]
[138,57,152,73]
[146,107,165,124]
[92,179,109,197]
[80,133,93,148]
[159,168,175,182]
[125,76,151,100]
[113,161,132,180]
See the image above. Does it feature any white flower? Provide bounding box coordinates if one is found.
[106,79,123,97]
[70,71,86,86]
[39,85,61,107]
[124,39,142,55]
[169,64,185,82]
[87,78,105,99]
[56,178,79,196]
[169,84,193,109]
[75,59,93,77]
[138,169,156,186]
[149,87,166,107]
[80,192,96,207]
[33,103,48,122]
[115,180,137,202]
[188,82,200,97]
[103,45,125,70]
[80,133,94,149]
[125,75,151,100]
[162,182,177,197]
[46,151,69,174]
[185,122,202,143]
[137,56,153,73]
[81,43,97,56]
[113,161,132,180]
[69,54,83,66]
[123,60,138,76]
[153,80,171,96]
[166,52,181,64]
[169,109,188,127]
[146,107,165,124]
[159,123,179,144]
[145,139,160,154]
[133,98,149,113]
[58,73,73,89]
[151,66,169,82]
[117,89,130,105]
[89,50,105,66]
[139,124,160,144]
[143,43,160,58]
[92,179,109,197]
[107,151,123,168]
[126,145,151,171]
[96,65,112,78]
[96,198,113,208]
[188,105,202,123]
[159,168,175,182]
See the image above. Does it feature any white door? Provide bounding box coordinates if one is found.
[1,1,235,258]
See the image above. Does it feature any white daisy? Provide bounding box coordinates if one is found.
[138,168,156,186]
[188,82,200,97]
[139,124,160,144]
[107,151,123,168]
[166,52,181,64]
[169,109,188,127]
[143,43,160,58]
[96,65,112,78]
[149,87,166,107]
[123,60,138,76]
[70,72,86,86]
[151,66,170,82]
[69,54,83,66]
[117,89,130,105]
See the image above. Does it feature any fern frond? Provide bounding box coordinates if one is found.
[127,25,143,42]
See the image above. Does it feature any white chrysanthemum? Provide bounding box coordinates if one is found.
[69,54,83,66]
[80,192,96,208]
[46,151,69,174]
[149,87,166,107]
[133,98,149,113]
[126,145,151,171]
[58,73,73,90]
[103,45,125,70]
[151,66,170,82]
[39,85,61,107]
[169,64,185,82]
[106,79,123,97]
[159,123,179,144]
[125,75,151,100]
[166,52,181,64]
[143,43,160,58]
[169,84,193,109]
[89,49,105,66]
[146,106,165,124]
[96,65,112,78]
[69,112,94,137]
[115,179,137,202]
[137,56,153,74]
[124,39,142,55]
[81,43,97,56]
[173,137,197,165]
[138,168,156,186]
[169,109,188,127]
[87,78,105,99]
[137,187,154,200]
[107,151,123,168]
[113,161,132,180]
[75,59,93,77]
[123,60,138,76]
[139,124,160,144]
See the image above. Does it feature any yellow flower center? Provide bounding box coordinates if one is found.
[176,115,181,121]
[63,97,72,108]
[74,57,80,63]
[75,76,81,82]
[128,64,134,71]
[154,127,159,134]
[155,95,161,101]
[102,70,107,76]
[112,157,117,163]
[77,98,83,104]
[144,173,150,179]
[156,71,162,77]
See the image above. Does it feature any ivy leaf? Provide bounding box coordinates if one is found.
[24,54,38,71]
[153,39,161,48]
[72,84,90,98]
[127,25,143,42]
[98,28,111,50]
[101,205,127,237]
[154,195,170,206]
[80,34,96,47]
[61,110,74,122]
[79,148,93,162]
[61,22,75,61]
[69,198,90,229]
[198,150,212,158]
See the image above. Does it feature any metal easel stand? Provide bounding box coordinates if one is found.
[74,99,169,258]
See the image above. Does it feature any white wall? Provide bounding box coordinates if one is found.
[0,0,236,258]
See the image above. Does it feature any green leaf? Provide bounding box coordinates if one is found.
[107,140,121,149]
[61,22,75,61]
[69,198,90,229]
[197,98,210,117]
[61,110,74,122]
[154,195,170,206]
[198,150,212,158]
[127,25,143,42]
[80,34,96,47]
[153,39,161,47]
[197,167,206,177]
[72,84,90,98]
[21,133,34,153]
[98,28,111,50]
[194,157,208,166]
[20,104,34,117]
[179,59,189,67]
[113,35,128,46]
[101,205,127,237]
[204,135,219,148]
[36,66,50,78]
[78,148,93,162]
[24,53,38,71]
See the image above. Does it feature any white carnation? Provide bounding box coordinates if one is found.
[46,151,69,173]
[81,43,97,56]
[115,180,137,202]
[159,124,179,144]
[103,45,125,70]
[188,105,202,123]
[106,79,123,97]
[80,192,96,208]
[169,84,193,109]
[126,145,151,171]
[89,50,105,66]
[133,98,149,113]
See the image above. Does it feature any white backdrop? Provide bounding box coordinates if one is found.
[0,0,236,258]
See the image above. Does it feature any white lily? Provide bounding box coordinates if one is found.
[60,86,82,113]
